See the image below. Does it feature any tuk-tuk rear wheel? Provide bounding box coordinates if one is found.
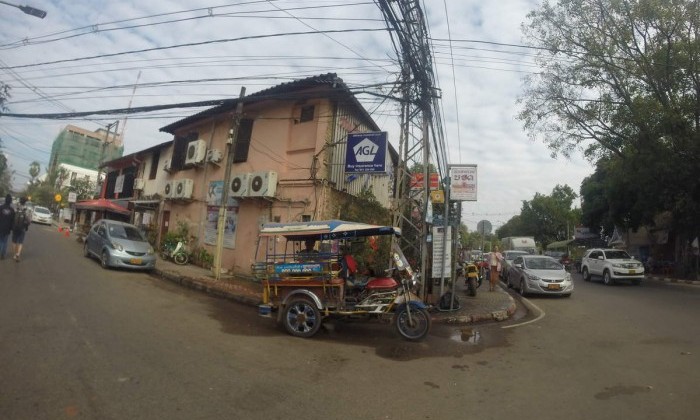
[282,298,322,338]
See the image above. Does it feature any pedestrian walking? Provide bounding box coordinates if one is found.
[11,196,30,262]
[487,246,504,291]
[0,194,15,259]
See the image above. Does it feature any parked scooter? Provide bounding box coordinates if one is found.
[463,261,483,296]
[161,241,188,265]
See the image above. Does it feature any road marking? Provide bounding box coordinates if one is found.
[501,296,545,329]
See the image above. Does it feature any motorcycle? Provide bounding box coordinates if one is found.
[463,261,483,296]
[255,220,431,341]
[161,240,189,265]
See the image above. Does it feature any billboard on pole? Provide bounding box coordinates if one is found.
[344,132,387,174]
[449,165,477,201]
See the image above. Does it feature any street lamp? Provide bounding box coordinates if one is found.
[0,1,46,18]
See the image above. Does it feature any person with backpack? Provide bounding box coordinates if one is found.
[0,194,15,259]
[11,196,30,262]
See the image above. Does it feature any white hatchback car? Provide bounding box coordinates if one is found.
[31,206,53,225]
[506,255,573,297]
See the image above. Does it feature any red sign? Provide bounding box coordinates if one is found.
[410,173,439,190]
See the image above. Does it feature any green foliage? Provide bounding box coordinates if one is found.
[190,245,214,269]
[336,188,393,273]
[160,220,191,251]
[496,185,580,247]
[28,161,40,184]
[0,81,10,111]
[519,0,699,237]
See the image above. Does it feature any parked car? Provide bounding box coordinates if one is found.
[31,206,53,225]
[506,255,573,297]
[500,250,529,280]
[580,248,644,285]
[83,220,156,271]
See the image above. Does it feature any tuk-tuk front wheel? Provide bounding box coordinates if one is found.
[283,298,322,338]
[395,306,431,341]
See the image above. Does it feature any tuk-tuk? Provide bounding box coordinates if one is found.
[253,220,431,341]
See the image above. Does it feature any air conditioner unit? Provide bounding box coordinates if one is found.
[163,159,172,172]
[174,178,194,199]
[133,178,145,190]
[248,171,278,197]
[163,180,174,199]
[230,173,251,197]
[185,139,207,165]
[206,148,223,164]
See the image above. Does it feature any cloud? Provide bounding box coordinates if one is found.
[0,0,591,232]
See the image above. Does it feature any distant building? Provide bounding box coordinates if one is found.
[48,124,124,173]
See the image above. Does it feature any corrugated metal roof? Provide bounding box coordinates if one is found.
[159,73,379,134]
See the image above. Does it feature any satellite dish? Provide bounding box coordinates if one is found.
[477,220,492,235]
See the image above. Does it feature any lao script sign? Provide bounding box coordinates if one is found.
[449,165,477,201]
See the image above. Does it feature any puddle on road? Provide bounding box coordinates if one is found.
[453,328,482,344]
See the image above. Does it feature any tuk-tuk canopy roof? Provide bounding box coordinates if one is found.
[259,220,401,241]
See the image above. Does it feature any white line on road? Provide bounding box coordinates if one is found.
[501,296,545,329]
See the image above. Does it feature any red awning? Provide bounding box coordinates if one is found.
[74,198,130,215]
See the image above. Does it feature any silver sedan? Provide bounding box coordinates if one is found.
[83,220,156,271]
[506,255,573,297]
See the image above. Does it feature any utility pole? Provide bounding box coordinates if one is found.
[0,1,46,18]
[213,87,245,280]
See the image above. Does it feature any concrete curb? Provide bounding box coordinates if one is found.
[431,292,517,325]
[647,275,700,286]
[154,266,517,325]
[153,268,261,306]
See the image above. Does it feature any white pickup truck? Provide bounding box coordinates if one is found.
[580,248,644,286]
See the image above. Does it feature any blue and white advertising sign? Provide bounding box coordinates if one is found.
[345,132,387,174]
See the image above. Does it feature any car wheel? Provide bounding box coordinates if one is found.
[83,242,90,258]
[582,267,591,281]
[562,293,572,298]
[603,270,614,286]
[282,298,322,338]
[506,274,512,289]
[519,278,528,297]
[632,279,641,286]
[100,250,111,269]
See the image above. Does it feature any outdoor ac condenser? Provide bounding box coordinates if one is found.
[184,139,207,165]
[248,171,278,197]
[174,179,194,199]
[230,173,251,197]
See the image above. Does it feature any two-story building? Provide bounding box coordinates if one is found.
[100,73,397,276]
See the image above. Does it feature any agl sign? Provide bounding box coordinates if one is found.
[345,132,387,174]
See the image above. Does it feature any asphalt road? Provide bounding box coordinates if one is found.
[1,225,698,419]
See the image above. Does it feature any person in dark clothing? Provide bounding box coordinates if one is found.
[0,194,15,259]
[11,196,30,262]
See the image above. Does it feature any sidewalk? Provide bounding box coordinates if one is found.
[152,257,517,325]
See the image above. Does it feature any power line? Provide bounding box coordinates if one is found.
[4,29,390,71]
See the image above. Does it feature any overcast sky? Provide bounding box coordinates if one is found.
[0,0,592,232]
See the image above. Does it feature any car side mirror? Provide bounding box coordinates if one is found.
[515,263,523,269]
[597,256,604,260]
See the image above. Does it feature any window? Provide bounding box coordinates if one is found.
[232,119,254,163]
[299,105,315,123]
[301,215,311,222]
[149,150,160,180]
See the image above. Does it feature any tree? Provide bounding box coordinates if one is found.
[496,185,580,247]
[0,138,12,196]
[519,0,700,238]
[28,161,41,185]
[0,81,9,111]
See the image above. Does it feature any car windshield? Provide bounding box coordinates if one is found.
[605,250,631,259]
[524,258,562,270]
[34,207,50,214]
[505,251,528,260]
[108,224,145,241]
